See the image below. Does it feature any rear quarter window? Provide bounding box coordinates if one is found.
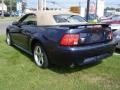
[54,14,86,23]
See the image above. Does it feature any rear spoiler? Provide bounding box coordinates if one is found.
[57,23,110,29]
[39,23,110,29]
[59,23,110,27]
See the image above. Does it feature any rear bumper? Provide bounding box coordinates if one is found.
[48,41,116,66]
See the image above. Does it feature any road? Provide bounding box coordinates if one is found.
[0,21,13,35]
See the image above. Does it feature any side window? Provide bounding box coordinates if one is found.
[54,14,86,23]
[22,14,37,25]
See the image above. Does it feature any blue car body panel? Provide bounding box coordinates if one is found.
[6,14,116,66]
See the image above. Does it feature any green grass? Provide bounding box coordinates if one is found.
[0,36,120,90]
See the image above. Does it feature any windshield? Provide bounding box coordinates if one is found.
[54,14,86,23]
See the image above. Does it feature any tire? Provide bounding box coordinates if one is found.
[33,43,49,68]
[6,32,12,46]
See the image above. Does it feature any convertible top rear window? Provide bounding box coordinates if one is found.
[54,14,86,23]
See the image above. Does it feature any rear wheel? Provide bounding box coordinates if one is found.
[6,32,12,46]
[33,43,49,68]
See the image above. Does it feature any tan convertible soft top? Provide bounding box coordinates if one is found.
[36,10,87,26]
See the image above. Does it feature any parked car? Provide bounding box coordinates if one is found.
[6,11,116,68]
[0,12,10,17]
[102,15,120,49]
[103,15,120,24]
[113,29,120,49]
[100,15,113,22]
[4,12,10,17]
[102,15,120,31]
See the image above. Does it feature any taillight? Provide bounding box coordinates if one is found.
[108,31,113,40]
[60,34,79,46]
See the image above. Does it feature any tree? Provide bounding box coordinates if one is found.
[0,0,26,12]
[0,0,16,12]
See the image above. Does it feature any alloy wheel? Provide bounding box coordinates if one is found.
[6,33,11,46]
[34,46,44,67]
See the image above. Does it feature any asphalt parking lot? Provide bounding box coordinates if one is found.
[0,21,13,35]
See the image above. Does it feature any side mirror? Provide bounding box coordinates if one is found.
[12,21,19,26]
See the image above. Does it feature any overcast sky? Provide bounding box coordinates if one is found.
[27,0,120,8]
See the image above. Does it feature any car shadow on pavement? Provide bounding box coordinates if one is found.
[12,45,102,74]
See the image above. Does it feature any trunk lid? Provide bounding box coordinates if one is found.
[60,23,112,46]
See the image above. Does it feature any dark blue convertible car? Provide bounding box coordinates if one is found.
[6,11,116,68]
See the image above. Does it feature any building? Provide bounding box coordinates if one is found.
[0,3,7,12]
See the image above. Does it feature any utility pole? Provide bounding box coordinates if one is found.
[37,0,44,11]
[37,0,47,11]
[86,0,90,21]
[44,0,46,10]
[10,0,12,16]
[37,0,39,11]
[95,0,98,16]
[1,0,4,18]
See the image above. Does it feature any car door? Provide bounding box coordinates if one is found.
[12,14,37,50]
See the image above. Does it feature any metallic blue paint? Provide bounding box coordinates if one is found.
[6,14,116,66]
